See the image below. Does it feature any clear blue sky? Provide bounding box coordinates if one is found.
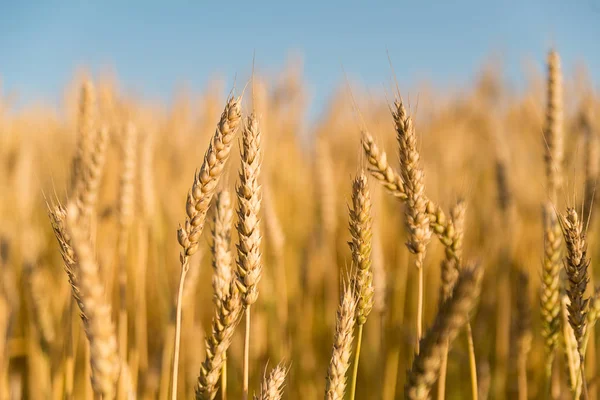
[1,1,599,111]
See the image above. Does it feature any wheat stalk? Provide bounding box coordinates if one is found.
[348,172,374,400]
[172,95,241,400]
[393,98,431,354]
[405,263,483,400]
[234,113,264,400]
[437,199,466,400]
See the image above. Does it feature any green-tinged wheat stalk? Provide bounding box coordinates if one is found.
[234,113,264,400]
[173,95,242,400]
[325,282,357,400]
[405,263,483,400]
[348,172,374,400]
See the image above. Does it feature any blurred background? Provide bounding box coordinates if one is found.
[1,1,600,399]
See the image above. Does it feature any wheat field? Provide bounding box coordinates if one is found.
[0,50,599,400]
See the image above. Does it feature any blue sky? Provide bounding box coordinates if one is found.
[1,1,599,112]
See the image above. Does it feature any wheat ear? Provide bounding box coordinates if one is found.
[348,172,374,400]
[405,263,483,400]
[558,208,590,360]
[255,363,288,400]
[234,113,264,400]
[325,282,357,400]
[558,207,590,399]
[172,95,241,400]
[393,98,432,354]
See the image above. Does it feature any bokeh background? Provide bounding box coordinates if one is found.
[1,1,600,399]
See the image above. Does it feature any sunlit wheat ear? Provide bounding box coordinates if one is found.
[393,98,431,260]
[234,113,264,400]
[255,363,288,400]
[177,95,242,262]
[235,113,264,307]
[541,203,561,360]
[361,129,460,265]
[361,129,406,199]
[405,263,483,400]
[174,95,242,400]
[349,172,374,325]
[544,49,564,202]
[65,203,120,399]
[558,207,590,362]
[325,282,357,400]
[195,281,243,400]
[212,190,234,308]
[393,97,431,354]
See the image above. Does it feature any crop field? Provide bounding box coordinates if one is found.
[0,49,599,399]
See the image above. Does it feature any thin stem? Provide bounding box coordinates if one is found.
[349,323,364,400]
[466,323,478,400]
[171,261,189,400]
[416,256,424,354]
[543,354,554,399]
[437,341,449,400]
[582,363,589,400]
[221,361,227,400]
[242,306,251,400]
